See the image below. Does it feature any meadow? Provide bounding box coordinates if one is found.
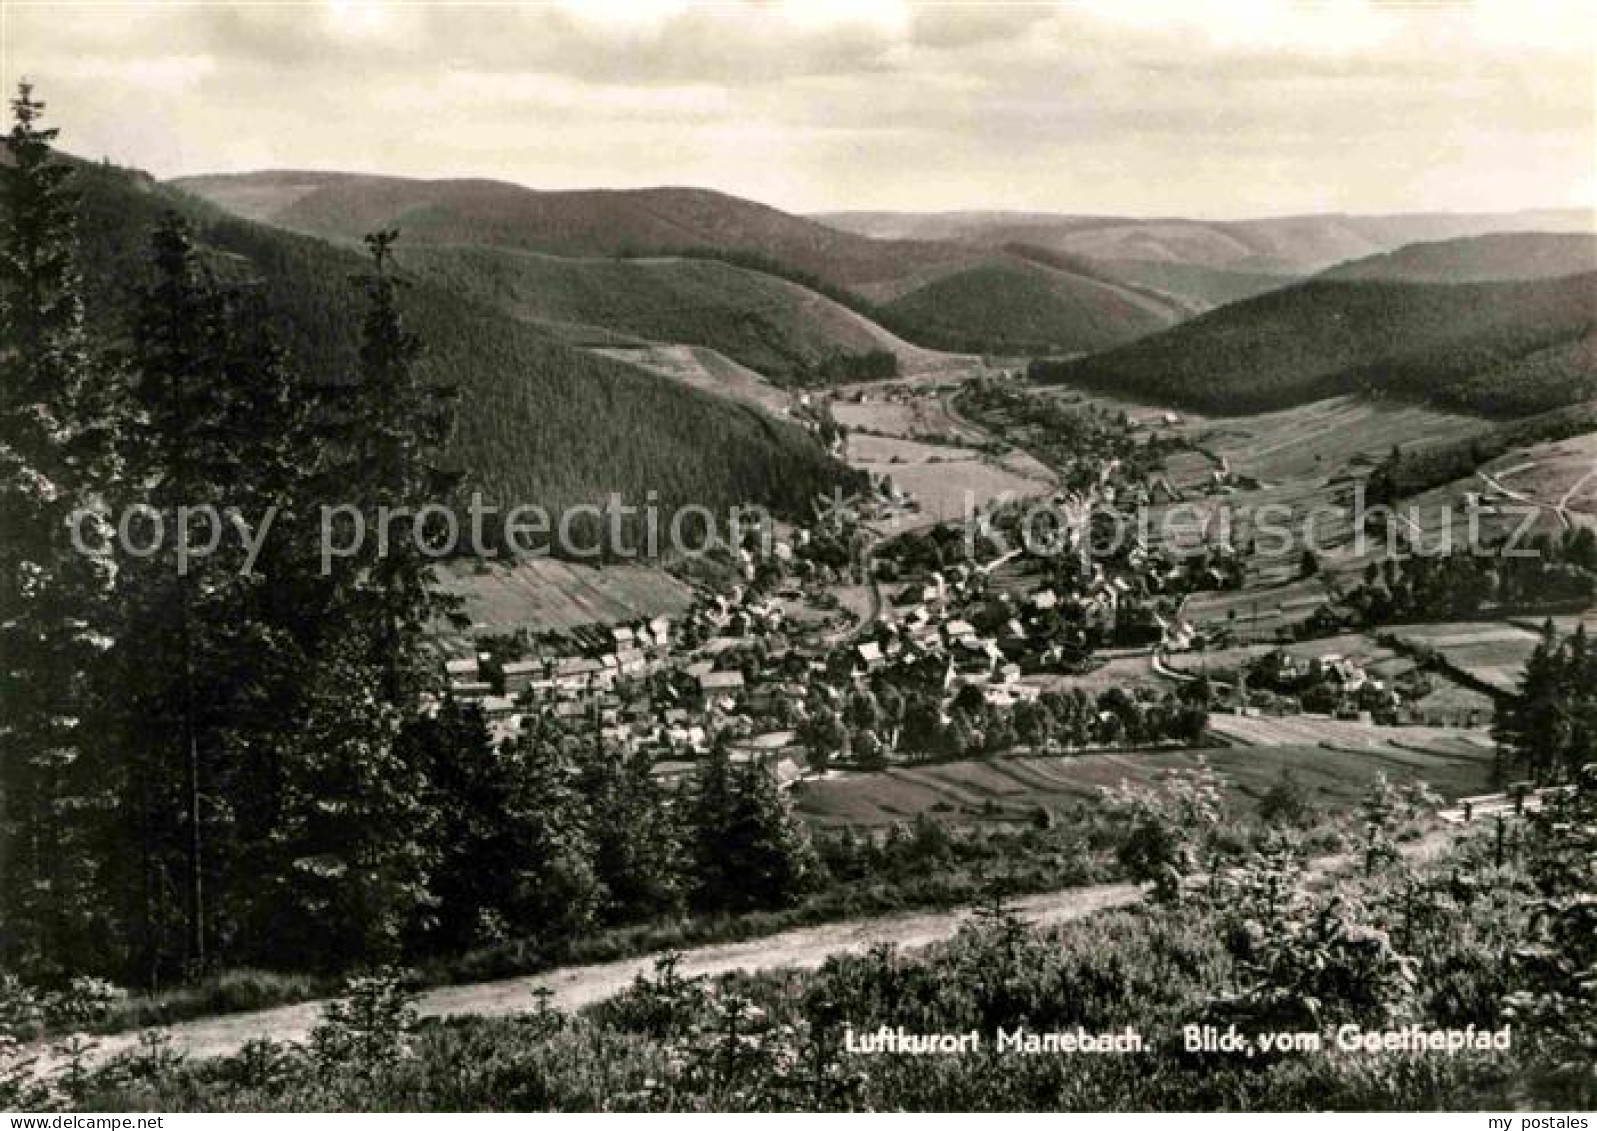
[592,344,795,418]
[793,728,1494,830]
[1384,621,1546,695]
[844,433,1054,522]
[437,558,696,637]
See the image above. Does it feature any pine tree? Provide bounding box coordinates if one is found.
[1495,622,1597,784]
[498,734,600,942]
[688,743,737,911]
[0,83,118,979]
[324,230,461,712]
[412,698,517,951]
[265,636,436,969]
[689,747,815,913]
[108,213,320,981]
[720,760,817,912]
[579,744,685,923]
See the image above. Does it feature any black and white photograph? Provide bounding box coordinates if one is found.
[0,0,1594,1117]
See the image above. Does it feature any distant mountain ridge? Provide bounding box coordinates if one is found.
[387,243,953,382]
[171,171,1200,355]
[815,207,1596,274]
[1319,232,1597,282]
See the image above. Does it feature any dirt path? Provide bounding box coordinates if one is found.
[68,882,1143,1069]
[50,826,1465,1073]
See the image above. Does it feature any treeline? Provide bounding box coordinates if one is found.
[957,378,1174,484]
[0,88,825,990]
[1362,399,1597,504]
[805,348,899,385]
[1030,273,1597,418]
[1344,534,1597,624]
[420,711,817,956]
[800,682,1209,766]
[0,80,469,985]
[1493,623,1597,782]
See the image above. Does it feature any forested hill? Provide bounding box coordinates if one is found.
[1030,271,1597,418]
[1319,232,1597,283]
[75,160,854,535]
[173,170,1192,356]
[368,243,949,384]
[817,207,1595,274]
[172,171,969,296]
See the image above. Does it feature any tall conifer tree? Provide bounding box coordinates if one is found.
[0,83,117,979]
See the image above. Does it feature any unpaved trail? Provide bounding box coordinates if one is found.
[56,828,1462,1072]
[69,881,1141,1069]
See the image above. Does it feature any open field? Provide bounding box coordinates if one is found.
[592,344,794,417]
[1202,397,1491,483]
[1180,577,1334,639]
[1024,651,1164,695]
[834,395,980,444]
[793,728,1495,829]
[1401,429,1597,543]
[1164,631,1496,721]
[1479,429,1597,515]
[1204,712,1492,754]
[1036,389,1489,484]
[1504,611,1597,636]
[1385,621,1546,694]
[846,432,1053,521]
[1163,632,1411,682]
[437,558,696,636]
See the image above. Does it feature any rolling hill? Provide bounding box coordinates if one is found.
[1319,232,1597,283]
[1030,271,1597,418]
[819,207,1595,310]
[880,254,1183,355]
[817,208,1595,274]
[378,243,951,382]
[73,160,856,548]
[171,171,1194,356]
[1084,259,1303,308]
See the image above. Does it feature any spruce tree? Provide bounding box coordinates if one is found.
[266,634,436,969]
[0,83,117,979]
[326,230,461,711]
[579,744,685,923]
[688,743,737,911]
[110,213,317,980]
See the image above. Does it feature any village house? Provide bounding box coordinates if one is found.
[501,658,542,695]
[696,669,746,711]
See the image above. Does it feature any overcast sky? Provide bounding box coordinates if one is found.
[4,0,1594,217]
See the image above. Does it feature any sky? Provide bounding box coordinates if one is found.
[2,0,1594,218]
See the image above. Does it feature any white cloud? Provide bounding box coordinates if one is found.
[0,0,1590,215]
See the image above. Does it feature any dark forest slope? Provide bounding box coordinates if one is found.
[379,243,946,381]
[78,162,853,537]
[1319,232,1597,283]
[1030,272,1597,418]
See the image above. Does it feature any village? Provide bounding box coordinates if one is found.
[434,381,1439,794]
